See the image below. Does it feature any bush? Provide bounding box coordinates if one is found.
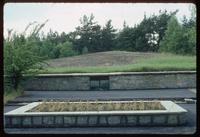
[4,23,46,90]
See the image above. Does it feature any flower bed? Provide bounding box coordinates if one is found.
[28,101,165,112]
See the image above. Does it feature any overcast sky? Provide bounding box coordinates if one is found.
[4,3,195,37]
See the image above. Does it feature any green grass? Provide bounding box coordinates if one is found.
[41,53,196,73]
[4,89,24,105]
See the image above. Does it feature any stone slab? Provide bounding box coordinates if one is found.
[88,116,98,126]
[77,116,88,126]
[153,115,166,125]
[139,116,151,125]
[167,115,178,126]
[22,117,32,126]
[127,116,137,126]
[32,116,42,126]
[107,116,121,126]
[64,116,76,126]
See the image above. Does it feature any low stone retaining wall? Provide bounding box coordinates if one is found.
[23,71,196,91]
[23,76,90,91]
[4,101,187,128]
[109,71,196,90]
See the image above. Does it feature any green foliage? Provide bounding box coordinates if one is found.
[4,22,46,90]
[57,41,78,57]
[29,29,77,59]
[70,14,117,53]
[116,10,178,52]
[73,14,102,53]
[160,13,196,55]
[116,26,136,51]
[101,20,117,51]
[187,26,196,55]
[159,16,182,53]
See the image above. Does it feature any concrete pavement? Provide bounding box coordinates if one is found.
[8,88,196,103]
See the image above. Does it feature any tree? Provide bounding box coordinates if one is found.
[159,5,196,55]
[134,10,178,52]
[182,15,195,29]
[187,26,196,55]
[116,26,136,51]
[101,20,117,51]
[116,10,178,52]
[159,16,186,54]
[181,4,196,55]
[38,30,74,59]
[156,10,178,48]
[57,41,77,57]
[134,15,152,52]
[72,14,102,53]
[4,22,46,90]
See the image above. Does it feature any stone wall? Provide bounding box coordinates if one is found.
[109,72,196,90]
[23,76,90,91]
[23,71,196,91]
[5,113,187,128]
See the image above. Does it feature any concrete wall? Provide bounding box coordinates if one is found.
[23,71,196,91]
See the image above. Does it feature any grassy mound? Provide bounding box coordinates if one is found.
[42,51,196,73]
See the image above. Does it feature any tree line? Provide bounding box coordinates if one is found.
[5,8,196,61]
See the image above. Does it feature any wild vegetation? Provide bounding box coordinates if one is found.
[4,21,47,103]
[28,101,165,112]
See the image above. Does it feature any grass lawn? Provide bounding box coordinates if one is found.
[41,52,196,73]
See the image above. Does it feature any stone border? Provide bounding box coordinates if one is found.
[26,71,196,77]
[4,101,187,128]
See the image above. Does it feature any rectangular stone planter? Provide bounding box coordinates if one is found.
[4,101,187,128]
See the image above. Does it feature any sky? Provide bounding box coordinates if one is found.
[3,3,195,37]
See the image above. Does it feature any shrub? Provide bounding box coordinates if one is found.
[4,22,46,90]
